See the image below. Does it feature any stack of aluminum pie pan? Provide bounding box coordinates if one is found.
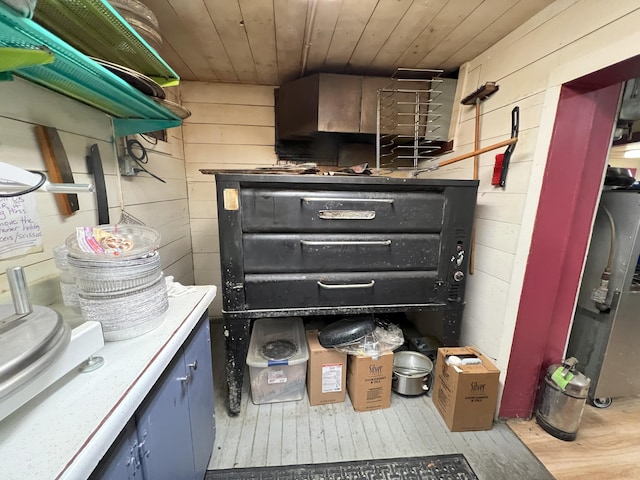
[65,225,168,342]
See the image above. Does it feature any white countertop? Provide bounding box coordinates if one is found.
[0,285,217,480]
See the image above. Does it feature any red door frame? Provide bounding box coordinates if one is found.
[499,55,640,418]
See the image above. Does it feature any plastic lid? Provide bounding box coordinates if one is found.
[260,339,298,361]
[65,224,160,260]
[247,317,308,367]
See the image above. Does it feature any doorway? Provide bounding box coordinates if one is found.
[499,55,640,418]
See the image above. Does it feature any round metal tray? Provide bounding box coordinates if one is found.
[90,56,166,99]
[0,305,71,399]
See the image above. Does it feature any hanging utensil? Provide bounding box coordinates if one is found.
[492,106,520,187]
[460,82,500,181]
[34,125,80,216]
[86,144,109,225]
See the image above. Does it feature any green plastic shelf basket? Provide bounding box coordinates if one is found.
[33,0,178,85]
[0,0,181,127]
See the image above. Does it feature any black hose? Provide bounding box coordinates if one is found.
[0,171,46,197]
[125,138,166,184]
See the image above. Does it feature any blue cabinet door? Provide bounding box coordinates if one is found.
[136,351,196,480]
[91,419,142,480]
[184,316,216,478]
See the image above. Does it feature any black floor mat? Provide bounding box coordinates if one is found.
[205,454,478,479]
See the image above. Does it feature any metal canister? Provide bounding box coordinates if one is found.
[535,357,590,441]
[391,351,433,396]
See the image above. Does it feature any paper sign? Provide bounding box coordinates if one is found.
[0,195,43,259]
[321,364,343,393]
[223,188,239,210]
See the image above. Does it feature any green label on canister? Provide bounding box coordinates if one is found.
[551,367,574,391]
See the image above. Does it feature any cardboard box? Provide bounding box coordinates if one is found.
[346,351,393,412]
[306,330,347,406]
[432,346,500,432]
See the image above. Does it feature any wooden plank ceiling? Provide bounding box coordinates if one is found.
[141,0,555,86]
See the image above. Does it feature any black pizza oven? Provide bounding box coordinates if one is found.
[213,172,478,414]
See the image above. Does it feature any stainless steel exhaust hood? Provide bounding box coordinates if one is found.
[276,73,387,139]
[276,72,456,142]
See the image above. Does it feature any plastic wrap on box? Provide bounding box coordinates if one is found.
[335,323,404,359]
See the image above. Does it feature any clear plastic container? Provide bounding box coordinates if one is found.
[1,0,38,18]
[59,271,80,309]
[53,245,80,309]
[246,317,308,405]
[53,244,70,270]
[106,0,162,51]
[65,225,160,260]
[107,0,160,29]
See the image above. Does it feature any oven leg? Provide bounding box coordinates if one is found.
[441,308,463,346]
[223,317,251,416]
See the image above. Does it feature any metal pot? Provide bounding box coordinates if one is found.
[391,351,433,396]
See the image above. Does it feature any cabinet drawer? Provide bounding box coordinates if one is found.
[243,233,440,273]
[240,188,444,232]
[243,271,441,309]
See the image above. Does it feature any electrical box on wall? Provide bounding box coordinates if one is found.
[116,137,137,176]
[118,154,138,177]
[118,154,137,176]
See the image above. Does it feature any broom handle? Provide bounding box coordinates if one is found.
[470,102,480,275]
[440,134,518,275]
[474,101,480,180]
[438,137,518,167]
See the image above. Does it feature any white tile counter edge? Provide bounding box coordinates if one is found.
[0,285,217,480]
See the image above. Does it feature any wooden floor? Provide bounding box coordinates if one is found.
[207,320,553,479]
[508,395,640,480]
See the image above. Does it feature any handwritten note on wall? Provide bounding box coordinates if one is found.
[0,196,43,259]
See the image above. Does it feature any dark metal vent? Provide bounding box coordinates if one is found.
[449,283,462,299]
[274,87,339,165]
[275,136,339,165]
[454,227,468,241]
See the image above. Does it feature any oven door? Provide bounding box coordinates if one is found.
[243,271,442,310]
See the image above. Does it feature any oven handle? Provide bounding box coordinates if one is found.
[317,280,375,290]
[301,197,394,204]
[301,240,391,246]
[318,210,376,220]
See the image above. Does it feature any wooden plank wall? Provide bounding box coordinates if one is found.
[181,81,277,317]
[422,0,640,375]
[118,87,194,287]
[0,78,192,305]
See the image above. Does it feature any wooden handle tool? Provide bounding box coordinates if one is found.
[34,125,79,216]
